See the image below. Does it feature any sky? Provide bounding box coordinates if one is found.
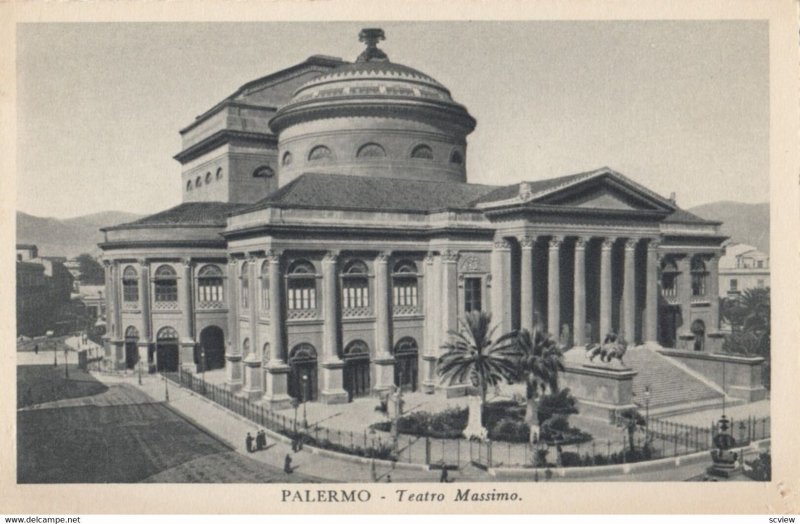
[16,21,769,219]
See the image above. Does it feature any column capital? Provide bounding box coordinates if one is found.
[601,238,615,250]
[323,251,340,263]
[647,239,661,251]
[549,236,563,249]
[493,239,511,250]
[424,252,435,265]
[374,251,390,264]
[181,257,192,267]
[227,255,239,266]
[442,249,459,263]
[136,258,148,266]
[265,249,282,263]
[574,237,588,249]
[519,236,535,249]
[624,238,638,251]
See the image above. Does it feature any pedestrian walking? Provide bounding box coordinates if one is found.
[386,474,392,483]
[440,466,450,483]
[284,454,293,474]
[256,430,266,451]
[245,432,254,453]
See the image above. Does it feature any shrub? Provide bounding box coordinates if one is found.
[537,388,579,425]
[488,416,530,442]
[744,451,771,481]
[540,414,593,445]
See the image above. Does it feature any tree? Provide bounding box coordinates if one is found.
[436,311,518,427]
[514,327,564,429]
[76,253,105,285]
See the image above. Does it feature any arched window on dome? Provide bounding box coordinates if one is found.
[253,166,275,179]
[186,180,192,191]
[282,151,293,166]
[357,143,386,159]
[195,176,202,188]
[450,150,464,165]
[308,145,333,162]
[122,266,139,303]
[153,265,178,303]
[205,172,212,184]
[341,259,369,312]
[216,167,223,180]
[411,144,434,160]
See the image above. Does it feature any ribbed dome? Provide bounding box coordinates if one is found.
[269,29,475,135]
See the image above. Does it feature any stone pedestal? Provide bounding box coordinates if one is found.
[241,354,263,399]
[179,339,195,370]
[113,340,125,369]
[320,360,348,404]
[373,356,396,393]
[561,359,638,422]
[262,361,292,409]
[136,342,150,373]
[421,355,437,394]
[225,353,243,391]
[657,348,767,401]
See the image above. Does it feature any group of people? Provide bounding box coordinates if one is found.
[245,430,268,453]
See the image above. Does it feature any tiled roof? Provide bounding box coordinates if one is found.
[238,173,499,214]
[663,207,720,225]
[105,202,250,229]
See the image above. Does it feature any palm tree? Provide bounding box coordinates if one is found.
[436,311,519,427]
[514,327,564,428]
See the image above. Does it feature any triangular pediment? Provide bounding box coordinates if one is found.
[540,180,665,211]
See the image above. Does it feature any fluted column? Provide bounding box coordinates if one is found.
[622,239,637,344]
[573,238,587,346]
[599,239,614,340]
[242,254,262,397]
[263,250,291,408]
[490,240,511,333]
[519,236,535,334]
[320,251,347,404]
[178,258,195,369]
[422,252,438,393]
[373,252,395,393]
[225,257,242,387]
[645,240,660,344]
[137,259,153,371]
[707,254,721,330]
[547,236,562,337]
[441,250,460,339]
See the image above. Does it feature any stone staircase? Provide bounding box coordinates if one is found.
[625,345,731,416]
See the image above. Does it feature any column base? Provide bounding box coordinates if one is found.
[320,360,349,404]
[372,356,395,393]
[225,353,243,389]
[241,356,263,399]
[263,361,292,408]
[421,355,437,394]
[179,339,195,370]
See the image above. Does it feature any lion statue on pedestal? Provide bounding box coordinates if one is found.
[585,332,628,365]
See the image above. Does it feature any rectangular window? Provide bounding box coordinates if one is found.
[757,260,764,268]
[261,281,269,310]
[730,279,738,292]
[199,278,223,303]
[393,278,418,307]
[691,273,706,296]
[661,274,677,297]
[288,279,316,310]
[154,281,177,302]
[123,280,139,302]
[464,277,482,312]
[343,279,369,309]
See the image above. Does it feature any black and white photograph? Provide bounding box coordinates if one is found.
[4,2,799,517]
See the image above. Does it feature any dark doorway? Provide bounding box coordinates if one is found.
[659,305,680,348]
[156,326,179,373]
[288,343,318,402]
[124,326,139,370]
[343,340,371,401]
[198,326,225,372]
[393,337,418,392]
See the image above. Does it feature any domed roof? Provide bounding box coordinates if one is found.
[269,28,475,135]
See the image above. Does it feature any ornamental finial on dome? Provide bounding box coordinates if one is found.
[357,28,388,62]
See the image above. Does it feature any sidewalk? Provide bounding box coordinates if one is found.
[98,372,467,483]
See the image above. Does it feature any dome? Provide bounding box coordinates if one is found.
[270,29,476,186]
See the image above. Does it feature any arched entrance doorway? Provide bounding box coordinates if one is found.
[156,326,179,372]
[288,343,318,402]
[691,319,706,352]
[197,326,225,372]
[124,326,139,370]
[393,337,418,392]
[343,340,371,401]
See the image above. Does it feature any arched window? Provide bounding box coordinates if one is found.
[287,259,317,311]
[216,167,223,180]
[262,342,270,364]
[341,259,369,310]
[195,176,202,188]
[290,343,317,362]
[282,151,293,166]
[186,180,192,191]
[450,150,464,165]
[253,166,274,179]
[357,143,386,158]
[157,326,179,341]
[308,145,332,162]
[197,264,223,303]
[411,144,433,159]
[240,261,250,310]
[343,340,370,359]
[125,326,139,340]
[260,261,270,310]
[392,260,418,307]
[122,266,139,303]
[661,258,679,298]
[153,265,178,303]
[242,338,250,357]
[205,172,212,184]
[691,256,707,296]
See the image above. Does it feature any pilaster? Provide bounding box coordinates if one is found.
[320,251,348,404]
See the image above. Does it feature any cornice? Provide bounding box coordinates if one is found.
[174,129,278,164]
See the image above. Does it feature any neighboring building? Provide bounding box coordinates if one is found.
[718,243,770,296]
[16,244,74,336]
[100,29,729,408]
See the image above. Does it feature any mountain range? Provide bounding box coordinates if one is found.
[16,200,769,259]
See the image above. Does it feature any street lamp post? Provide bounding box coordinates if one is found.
[201,347,206,394]
[301,374,308,429]
[164,370,169,402]
[64,345,69,379]
[644,386,651,440]
[138,354,142,385]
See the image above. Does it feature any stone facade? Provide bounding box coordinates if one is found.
[100,29,731,408]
